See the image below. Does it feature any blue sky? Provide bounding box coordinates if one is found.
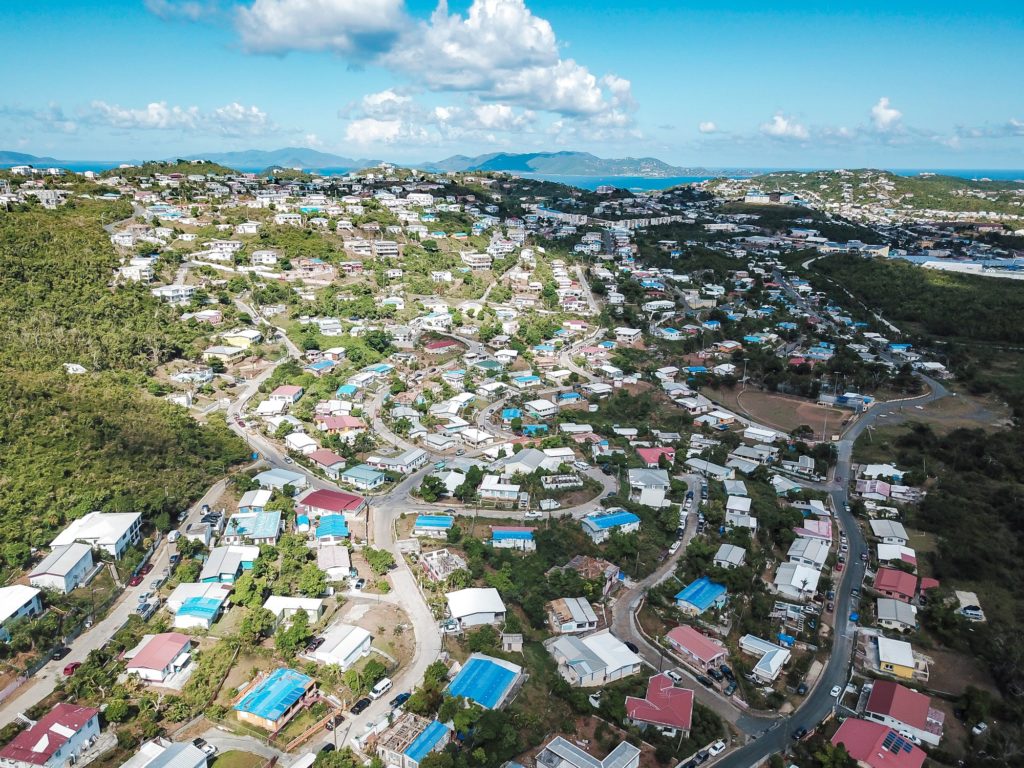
[1,0,1021,167]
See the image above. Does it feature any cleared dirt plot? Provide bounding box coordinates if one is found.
[709,387,849,435]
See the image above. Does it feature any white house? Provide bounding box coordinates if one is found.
[0,704,101,768]
[29,543,94,594]
[870,519,910,546]
[309,623,372,670]
[121,739,208,768]
[50,511,142,559]
[0,585,43,638]
[546,630,642,687]
[445,587,506,628]
[713,544,746,569]
[772,562,821,601]
[263,596,325,628]
[627,468,670,508]
[125,632,192,684]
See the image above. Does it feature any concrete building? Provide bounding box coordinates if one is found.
[29,543,94,594]
[125,633,192,684]
[0,704,100,768]
[546,630,642,687]
[50,511,142,559]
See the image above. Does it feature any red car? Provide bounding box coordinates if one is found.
[63,662,82,676]
[140,563,154,575]
[835,562,845,573]
[128,575,144,586]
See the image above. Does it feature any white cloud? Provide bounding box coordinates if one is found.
[870,97,902,133]
[86,100,273,136]
[344,116,432,145]
[759,113,809,140]
[223,0,634,132]
[698,121,717,134]
[144,0,220,20]
[304,133,323,147]
[472,103,535,130]
[385,0,630,120]
[0,104,78,134]
[235,0,407,56]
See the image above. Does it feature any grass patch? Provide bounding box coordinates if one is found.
[211,752,266,768]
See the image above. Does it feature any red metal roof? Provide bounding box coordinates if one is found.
[308,449,345,467]
[636,447,674,466]
[866,681,930,730]
[0,704,99,765]
[625,674,694,731]
[832,719,925,768]
[874,568,918,601]
[666,625,727,664]
[298,488,365,513]
[128,632,191,673]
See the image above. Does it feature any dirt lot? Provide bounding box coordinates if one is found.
[924,645,1000,698]
[882,388,1011,434]
[708,386,849,436]
[333,599,415,671]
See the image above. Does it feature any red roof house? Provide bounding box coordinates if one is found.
[865,681,944,746]
[874,568,918,602]
[831,718,926,768]
[126,632,192,683]
[636,447,675,469]
[297,488,366,517]
[0,703,100,767]
[666,625,727,669]
[625,674,694,735]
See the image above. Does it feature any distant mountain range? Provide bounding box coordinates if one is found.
[0,150,59,166]
[1,147,711,178]
[419,151,711,177]
[179,147,377,171]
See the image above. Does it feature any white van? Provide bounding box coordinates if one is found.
[369,677,393,700]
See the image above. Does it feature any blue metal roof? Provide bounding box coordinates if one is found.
[492,529,534,541]
[584,510,641,530]
[501,408,522,419]
[336,384,359,395]
[404,720,450,763]
[446,656,517,709]
[415,515,454,529]
[315,514,350,538]
[234,668,313,721]
[179,596,222,620]
[674,576,727,613]
[226,510,281,540]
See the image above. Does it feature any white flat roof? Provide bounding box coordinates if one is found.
[446,587,506,619]
[0,585,40,624]
[51,511,140,549]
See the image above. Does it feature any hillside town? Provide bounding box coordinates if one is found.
[0,159,1012,768]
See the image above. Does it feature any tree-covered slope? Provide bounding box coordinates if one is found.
[0,199,246,565]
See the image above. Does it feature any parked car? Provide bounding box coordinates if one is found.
[972,722,989,736]
[128,575,144,587]
[827,601,835,613]
[140,563,154,576]
[319,744,336,754]
[351,698,371,715]
[51,646,71,660]
[796,683,808,695]
[523,511,543,519]
[192,739,217,757]
[169,554,181,566]
[792,727,808,740]
[708,741,726,757]
[708,668,724,682]
[830,685,843,698]
[63,662,82,676]
[719,664,734,680]
[624,641,639,654]
[390,692,411,708]
[305,637,325,653]
[835,562,844,572]
[860,552,869,561]
[353,578,366,591]
[665,669,684,684]
[695,675,714,688]
[724,680,737,696]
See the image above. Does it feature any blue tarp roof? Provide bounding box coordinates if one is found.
[674,576,727,613]
[584,510,641,530]
[501,408,522,419]
[315,514,350,538]
[405,720,450,763]
[522,424,548,435]
[446,656,517,709]
[234,668,313,721]
[415,514,454,529]
[336,384,358,395]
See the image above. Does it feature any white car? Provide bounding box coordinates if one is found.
[708,741,727,757]
[830,685,843,698]
[665,669,684,685]
[523,510,543,519]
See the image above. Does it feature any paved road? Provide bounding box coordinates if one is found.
[0,477,231,724]
[714,374,949,767]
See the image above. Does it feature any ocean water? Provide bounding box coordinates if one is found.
[9,161,1024,190]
